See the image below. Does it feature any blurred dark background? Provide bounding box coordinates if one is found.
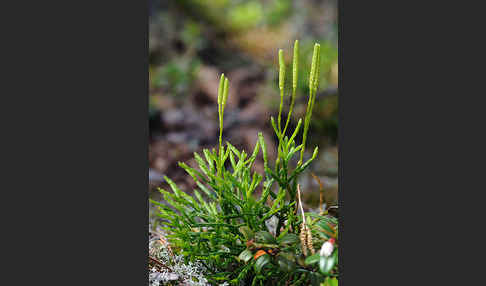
[149,0,338,215]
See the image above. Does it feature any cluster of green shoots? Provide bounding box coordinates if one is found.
[151,40,338,285]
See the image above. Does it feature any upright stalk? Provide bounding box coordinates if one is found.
[278,49,286,134]
[217,74,228,178]
[283,40,299,137]
[300,43,320,165]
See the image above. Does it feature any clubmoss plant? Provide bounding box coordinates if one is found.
[151,41,338,285]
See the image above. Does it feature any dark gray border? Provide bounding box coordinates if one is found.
[338,0,343,282]
[8,0,150,284]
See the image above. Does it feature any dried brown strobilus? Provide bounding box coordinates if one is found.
[297,184,314,256]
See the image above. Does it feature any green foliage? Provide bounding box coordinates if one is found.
[177,0,293,33]
[150,58,200,96]
[228,1,264,31]
[265,0,292,26]
[151,41,338,285]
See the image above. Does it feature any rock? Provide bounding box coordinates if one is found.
[228,127,276,163]
[153,157,169,174]
[166,132,188,144]
[162,109,185,129]
[149,168,165,184]
[313,147,339,177]
[228,67,264,107]
[239,101,268,124]
[149,140,169,165]
[195,65,238,108]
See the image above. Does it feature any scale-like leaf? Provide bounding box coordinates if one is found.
[277,233,299,245]
[305,253,321,265]
[277,256,295,272]
[238,249,253,263]
[254,254,271,274]
[255,231,276,244]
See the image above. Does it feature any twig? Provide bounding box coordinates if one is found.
[148,256,172,272]
[297,184,305,224]
[311,173,324,215]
